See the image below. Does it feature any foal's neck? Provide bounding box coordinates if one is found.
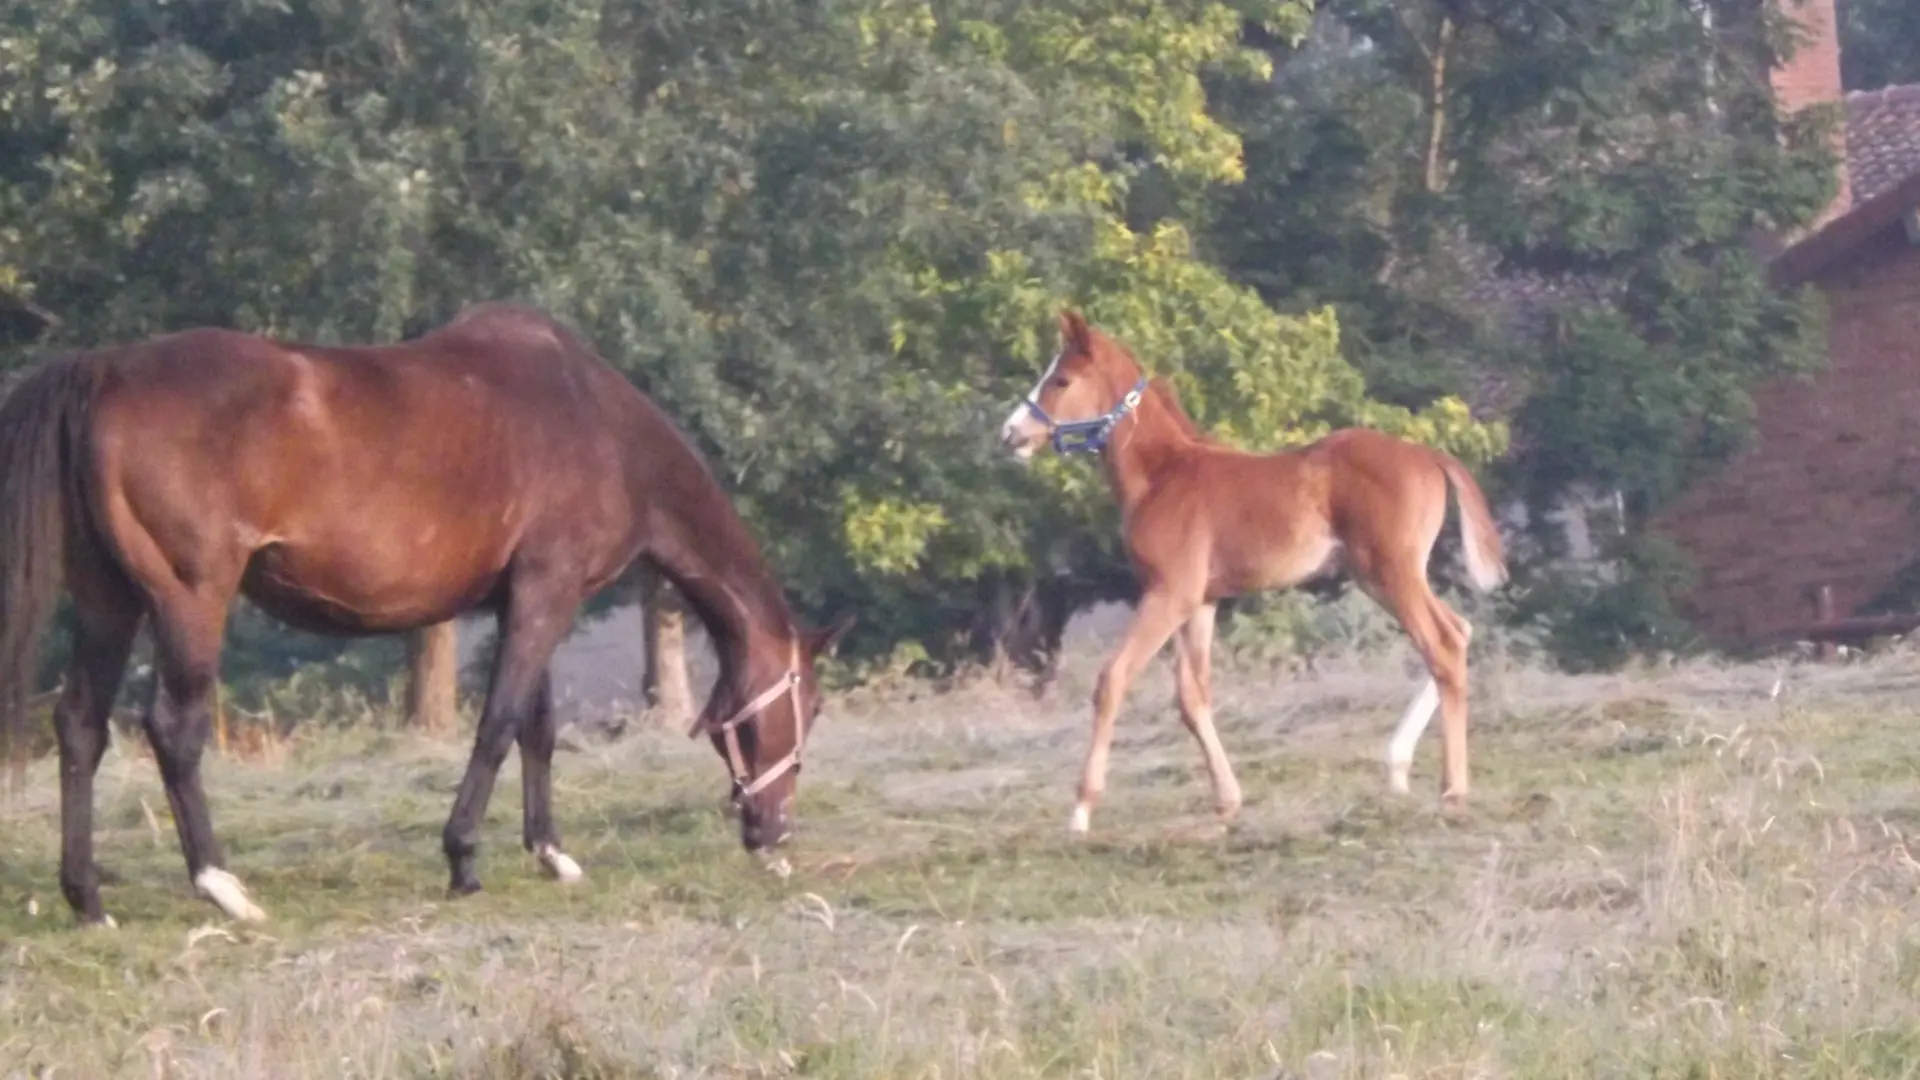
[1100,380,1200,518]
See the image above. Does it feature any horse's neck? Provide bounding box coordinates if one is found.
[1101,397,1200,517]
[642,482,794,691]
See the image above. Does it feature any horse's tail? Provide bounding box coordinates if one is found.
[1434,451,1508,592]
[0,355,99,786]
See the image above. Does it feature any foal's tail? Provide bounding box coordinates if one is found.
[1434,452,1508,592]
[0,355,99,784]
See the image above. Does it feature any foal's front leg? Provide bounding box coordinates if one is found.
[1073,590,1192,834]
[1171,603,1241,819]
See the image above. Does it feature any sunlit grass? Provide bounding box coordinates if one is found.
[7,642,1920,1077]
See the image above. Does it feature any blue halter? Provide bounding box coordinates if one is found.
[1023,378,1149,456]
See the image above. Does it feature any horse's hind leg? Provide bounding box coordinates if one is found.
[1371,572,1472,804]
[53,594,142,925]
[1074,588,1193,834]
[1171,603,1242,819]
[142,591,265,921]
[517,669,582,884]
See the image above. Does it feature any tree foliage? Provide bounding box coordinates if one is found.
[1,0,1503,690]
[1202,0,1841,666]
[1839,0,1920,90]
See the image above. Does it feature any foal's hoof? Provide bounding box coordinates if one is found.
[1068,804,1093,835]
[194,868,268,923]
[535,845,585,885]
[447,879,484,899]
[1388,763,1413,796]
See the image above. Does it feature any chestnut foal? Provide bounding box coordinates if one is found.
[999,312,1507,833]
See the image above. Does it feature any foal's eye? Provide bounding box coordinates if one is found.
[1050,376,1070,389]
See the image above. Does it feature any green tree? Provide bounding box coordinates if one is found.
[1839,0,1920,89]
[1,0,1507,695]
[1203,0,1840,666]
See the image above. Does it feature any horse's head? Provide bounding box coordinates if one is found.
[697,613,855,853]
[999,310,1147,459]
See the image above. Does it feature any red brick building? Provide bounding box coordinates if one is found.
[1651,0,1920,645]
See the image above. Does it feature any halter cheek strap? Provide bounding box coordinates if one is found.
[688,645,806,800]
[1024,378,1149,455]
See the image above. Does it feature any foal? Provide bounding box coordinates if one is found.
[999,312,1507,833]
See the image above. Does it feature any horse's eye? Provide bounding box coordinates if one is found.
[1051,376,1070,389]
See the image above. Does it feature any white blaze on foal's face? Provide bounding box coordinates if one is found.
[998,350,1061,460]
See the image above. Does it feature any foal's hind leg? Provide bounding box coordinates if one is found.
[1073,589,1193,834]
[1171,604,1242,819]
[52,601,142,925]
[143,592,265,921]
[1383,615,1472,795]
[1372,574,1472,804]
[517,669,582,884]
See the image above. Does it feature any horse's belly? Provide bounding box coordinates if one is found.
[240,541,506,635]
[1214,534,1343,598]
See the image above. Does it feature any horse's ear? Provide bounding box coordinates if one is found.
[1058,309,1091,351]
[804,613,856,658]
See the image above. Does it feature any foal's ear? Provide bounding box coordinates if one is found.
[1057,309,1092,351]
[804,613,857,659]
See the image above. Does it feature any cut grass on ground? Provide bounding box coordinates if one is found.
[7,644,1920,1078]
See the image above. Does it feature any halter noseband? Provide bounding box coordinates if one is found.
[1024,378,1149,455]
[688,643,806,802]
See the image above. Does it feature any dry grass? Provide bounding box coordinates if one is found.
[8,637,1920,1078]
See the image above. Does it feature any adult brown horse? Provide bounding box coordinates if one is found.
[0,302,851,926]
[998,311,1506,834]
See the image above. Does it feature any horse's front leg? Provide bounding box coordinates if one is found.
[516,669,581,883]
[1073,589,1193,834]
[443,586,577,896]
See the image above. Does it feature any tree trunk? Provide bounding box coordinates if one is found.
[638,563,695,729]
[405,622,459,735]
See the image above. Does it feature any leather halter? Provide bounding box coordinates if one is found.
[688,642,806,802]
[1022,377,1149,455]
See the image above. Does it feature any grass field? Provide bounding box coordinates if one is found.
[7,636,1920,1079]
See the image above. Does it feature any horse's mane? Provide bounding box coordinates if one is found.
[1145,376,1217,445]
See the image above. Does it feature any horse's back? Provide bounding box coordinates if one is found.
[80,313,645,631]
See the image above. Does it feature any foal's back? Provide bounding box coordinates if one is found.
[1135,427,1451,600]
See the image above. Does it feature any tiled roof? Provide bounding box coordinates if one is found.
[1845,84,1920,204]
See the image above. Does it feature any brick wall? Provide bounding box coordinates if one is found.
[1653,226,1920,644]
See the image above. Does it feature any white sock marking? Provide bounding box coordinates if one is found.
[1387,678,1441,795]
[194,867,267,922]
[536,844,584,884]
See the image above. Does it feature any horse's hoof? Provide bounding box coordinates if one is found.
[447,879,484,899]
[194,868,268,923]
[535,845,584,885]
[1069,805,1092,834]
[1388,763,1412,796]
[80,913,118,930]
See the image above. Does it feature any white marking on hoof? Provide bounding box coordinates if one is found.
[536,844,584,885]
[764,856,794,880]
[1069,804,1092,834]
[85,913,118,931]
[1388,762,1412,796]
[1386,679,1440,796]
[194,868,267,923]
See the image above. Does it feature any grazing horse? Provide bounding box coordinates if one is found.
[0,302,852,926]
[998,311,1506,833]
